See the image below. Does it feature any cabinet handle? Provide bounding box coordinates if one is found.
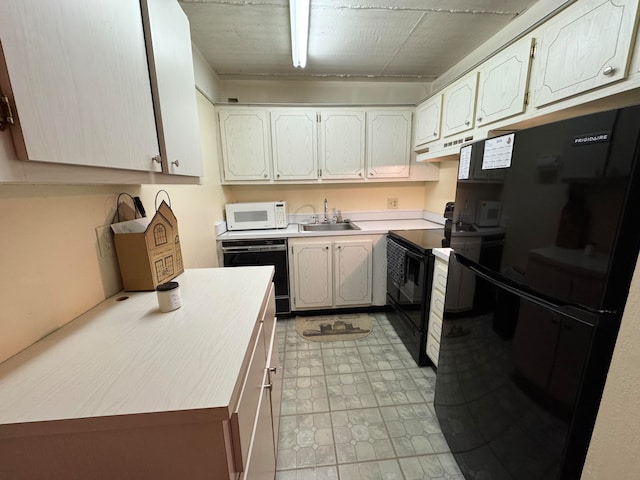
[277,174,280,178]
[263,383,273,390]
[269,366,277,374]
[433,131,437,136]
[325,246,329,250]
[477,117,482,122]
[465,120,470,126]
[152,155,162,164]
[171,159,180,168]
[369,171,374,176]
[358,171,363,177]
[603,66,615,76]
[264,173,268,178]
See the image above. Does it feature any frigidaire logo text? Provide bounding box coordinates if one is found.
[573,131,611,146]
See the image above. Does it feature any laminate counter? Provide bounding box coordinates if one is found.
[0,267,279,480]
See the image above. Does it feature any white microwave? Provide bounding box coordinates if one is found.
[225,201,288,231]
[476,200,502,227]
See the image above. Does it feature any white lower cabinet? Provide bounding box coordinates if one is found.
[445,237,481,313]
[426,250,450,367]
[290,236,375,310]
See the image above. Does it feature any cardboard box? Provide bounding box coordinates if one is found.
[112,200,184,291]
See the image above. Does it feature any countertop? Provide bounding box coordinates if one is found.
[217,218,443,241]
[0,267,274,425]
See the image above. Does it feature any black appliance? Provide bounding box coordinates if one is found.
[221,238,290,314]
[434,105,640,479]
[386,229,445,366]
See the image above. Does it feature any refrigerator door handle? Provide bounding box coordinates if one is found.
[455,253,614,327]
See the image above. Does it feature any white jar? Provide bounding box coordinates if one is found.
[156,281,182,312]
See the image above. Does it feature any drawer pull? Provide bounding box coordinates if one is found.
[269,367,277,374]
[603,66,615,76]
[264,383,273,390]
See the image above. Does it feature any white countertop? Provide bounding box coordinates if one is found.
[0,267,274,425]
[217,219,443,241]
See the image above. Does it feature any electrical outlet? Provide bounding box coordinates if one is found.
[95,225,115,258]
[387,197,399,209]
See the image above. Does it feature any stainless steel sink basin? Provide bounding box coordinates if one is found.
[299,223,361,232]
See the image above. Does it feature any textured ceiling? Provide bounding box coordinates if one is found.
[180,0,541,81]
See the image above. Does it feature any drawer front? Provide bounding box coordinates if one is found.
[231,321,266,473]
[433,260,449,295]
[430,288,446,320]
[265,315,281,452]
[427,310,443,342]
[426,333,440,367]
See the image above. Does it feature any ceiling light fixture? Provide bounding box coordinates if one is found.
[289,0,310,68]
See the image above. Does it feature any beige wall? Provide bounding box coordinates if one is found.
[423,160,458,215]
[582,257,640,479]
[225,183,427,216]
[0,91,225,363]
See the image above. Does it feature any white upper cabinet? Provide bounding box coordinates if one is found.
[533,0,639,108]
[141,0,203,177]
[319,110,366,179]
[366,110,411,178]
[271,109,318,181]
[0,0,161,172]
[441,72,479,137]
[218,108,271,181]
[476,37,535,127]
[414,95,443,148]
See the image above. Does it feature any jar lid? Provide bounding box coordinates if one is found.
[156,281,179,292]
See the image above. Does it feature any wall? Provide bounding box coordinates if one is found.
[0,91,225,364]
[582,257,640,479]
[217,79,429,105]
[225,183,427,217]
[422,160,458,215]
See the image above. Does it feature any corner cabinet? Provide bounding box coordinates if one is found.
[0,268,280,480]
[366,110,412,178]
[532,0,640,108]
[289,236,376,310]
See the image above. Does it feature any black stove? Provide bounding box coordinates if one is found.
[386,228,446,366]
[388,229,446,253]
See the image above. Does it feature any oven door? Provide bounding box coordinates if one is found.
[222,239,290,314]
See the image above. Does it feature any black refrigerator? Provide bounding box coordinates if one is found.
[434,105,640,479]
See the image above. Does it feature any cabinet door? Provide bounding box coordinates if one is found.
[319,110,365,179]
[291,242,332,308]
[219,109,271,181]
[446,237,480,312]
[0,0,161,172]
[334,240,373,306]
[441,72,478,137]
[476,37,534,127]
[414,95,443,148]
[141,0,203,177]
[271,109,318,180]
[366,111,411,178]
[533,0,639,108]
[240,368,276,480]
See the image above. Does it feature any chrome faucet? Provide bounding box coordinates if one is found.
[323,198,329,223]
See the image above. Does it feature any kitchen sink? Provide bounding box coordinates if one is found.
[299,223,361,232]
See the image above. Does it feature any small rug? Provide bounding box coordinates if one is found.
[295,313,372,342]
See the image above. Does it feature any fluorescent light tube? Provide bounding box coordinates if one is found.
[289,0,310,68]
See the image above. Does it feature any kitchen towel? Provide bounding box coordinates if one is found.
[387,239,407,288]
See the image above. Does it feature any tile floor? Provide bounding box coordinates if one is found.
[275,312,464,480]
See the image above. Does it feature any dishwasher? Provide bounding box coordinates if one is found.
[221,238,290,315]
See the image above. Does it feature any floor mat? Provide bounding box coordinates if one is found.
[295,313,372,342]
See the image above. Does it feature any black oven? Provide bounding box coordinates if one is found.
[386,229,444,366]
[221,238,290,314]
